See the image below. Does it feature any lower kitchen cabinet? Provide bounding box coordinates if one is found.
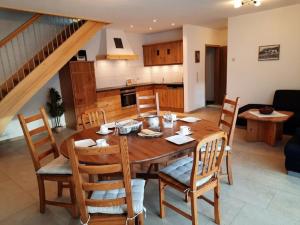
[154,85,184,111]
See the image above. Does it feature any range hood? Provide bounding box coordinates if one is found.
[96,28,138,60]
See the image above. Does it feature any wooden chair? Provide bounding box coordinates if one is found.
[218,95,240,185]
[18,107,77,217]
[81,108,107,129]
[67,136,145,225]
[136,92,160,117]
[158,131,228,225]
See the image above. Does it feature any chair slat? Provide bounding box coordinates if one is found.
[33,135,51,148]
[38,148,54,160]
[222,109,234,116]
[29,126,47,136]
[24,113,43,123]
[78,164,122,175]
[82,180,124,191]
[85,197,126,207]
[139,104,156,109]
[138,95,156,100]
[224,98,236,105]
[220,119,231,128]
[76,146,120,156]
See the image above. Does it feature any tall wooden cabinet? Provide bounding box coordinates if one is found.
[143,40,183,66]
[59,61,96,129]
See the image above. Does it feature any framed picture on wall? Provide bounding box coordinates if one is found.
[195,50,200,63]
[258,44,280,61]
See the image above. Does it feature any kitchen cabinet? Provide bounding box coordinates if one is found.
[59,61,96,129]
[143,40,183,66]
[154,85,184,111]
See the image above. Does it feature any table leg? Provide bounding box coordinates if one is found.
[246,120,282,146]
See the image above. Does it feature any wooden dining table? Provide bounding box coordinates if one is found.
[60,118,220,176]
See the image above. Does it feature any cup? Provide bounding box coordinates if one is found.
[146,116,160,128]
[96,139,108,147]
[179,126,191,135]
[99,125,109,133]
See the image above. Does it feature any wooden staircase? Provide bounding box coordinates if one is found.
[0,13,106,134]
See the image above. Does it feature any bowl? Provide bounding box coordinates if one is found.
[259,107,274,115]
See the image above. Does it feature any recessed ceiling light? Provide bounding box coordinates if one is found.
[130,25,134,28]
[171,23,175,26]
[149,27,153,30]
[153,19,158,23]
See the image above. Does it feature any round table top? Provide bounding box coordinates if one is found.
[60,118,220,165]
[238,110,294,123]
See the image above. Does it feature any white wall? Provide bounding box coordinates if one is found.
[0,75,65,141]
[84,28,183,89]
[183,24,227,112]
[227,4,300,106]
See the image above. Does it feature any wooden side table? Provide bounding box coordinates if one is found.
[238,110,294,146]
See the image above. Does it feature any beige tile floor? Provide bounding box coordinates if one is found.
[0,107,300,225]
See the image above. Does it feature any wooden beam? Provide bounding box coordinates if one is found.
[0,13,41,48]
[0,21,107,134]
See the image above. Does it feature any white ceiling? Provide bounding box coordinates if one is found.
[1,0,300,33]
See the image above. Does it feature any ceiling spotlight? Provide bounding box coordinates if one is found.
[149,27,153,30]
[234,0,242,8]
[234,0,261,8]
[153,19,157,23]
[171,23,175,26]
[130,25,134,28]
[254,0,261,6]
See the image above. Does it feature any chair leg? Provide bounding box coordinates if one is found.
[191,193,198,225]
[37,175,46,213]
[159,179,165,218]
[214,182,221,225]
[57,181,63,197]
[226,152,233,185]
[138,212,144,225]
[69,180,78,218]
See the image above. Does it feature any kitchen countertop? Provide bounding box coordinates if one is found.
[96,82,184,92]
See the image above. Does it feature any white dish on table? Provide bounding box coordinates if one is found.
[103,122,116,129]
[96,130,113,135]
[165,135,195,145]
[179,117,201,123]
[74,139,96,147]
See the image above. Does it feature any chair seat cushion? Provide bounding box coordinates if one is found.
[160,157,213,187]
[37,155,72,175]
[88,179,145,215]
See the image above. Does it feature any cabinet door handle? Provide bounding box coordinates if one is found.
[156,50,160,56]
[167,49,171,55]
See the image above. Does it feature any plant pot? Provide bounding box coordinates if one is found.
[54,126,63,133]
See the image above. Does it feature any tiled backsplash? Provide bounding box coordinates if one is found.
[94,60,183,88]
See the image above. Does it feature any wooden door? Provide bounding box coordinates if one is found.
[70,62,96,107]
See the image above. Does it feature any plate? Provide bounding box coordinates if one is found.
[179,117,201,123]
[175,131,193,136]
[96,130,113,135]
[74,139,96,147]
[165,135,195,145]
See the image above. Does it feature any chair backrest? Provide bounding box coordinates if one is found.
[18,107,60,171]
[81,108,107,129]
[191,131,228,190]
[218,95,240,146]
[136,92,160,117]
[67,136,134,223]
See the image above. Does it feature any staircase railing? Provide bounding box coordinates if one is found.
[0,13,86,100]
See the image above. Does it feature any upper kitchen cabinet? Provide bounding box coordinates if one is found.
[143,40,183,66]
[59,61,97,129]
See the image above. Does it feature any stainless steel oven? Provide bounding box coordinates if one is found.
[120,87,136,108]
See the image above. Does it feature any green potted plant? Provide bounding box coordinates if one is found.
[47,88,64,133]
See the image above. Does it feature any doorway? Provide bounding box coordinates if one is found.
[205,45,227,105]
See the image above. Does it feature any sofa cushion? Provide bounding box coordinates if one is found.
[160,157,213,187]
[37,155,72,175]
[88,179,145,215]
